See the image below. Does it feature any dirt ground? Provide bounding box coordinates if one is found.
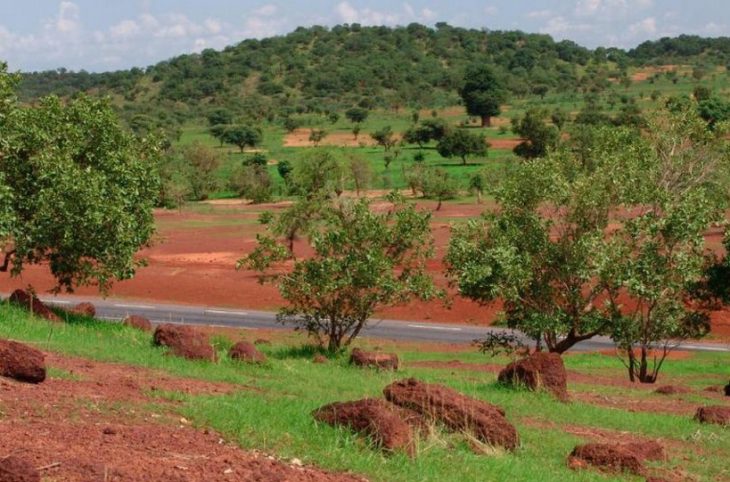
[0,351,362,482]
[1,200,729,336]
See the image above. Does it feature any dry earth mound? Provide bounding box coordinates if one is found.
[568,443,643,475]
[350,348,399,370]
[122,314,153,332]
[153,324,216,361]
[70,302,96,317]
[654,385,692,395]
[0,339,46,383]
[384,378,518,450]
[0,456,40,482]
[313,354,328,364]
[313,398,420,454]
[229,341,267,364]
[7,289,60,322]
[694,406,730,425]
[498,352,569,401]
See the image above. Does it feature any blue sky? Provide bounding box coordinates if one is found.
[0,0,728,72]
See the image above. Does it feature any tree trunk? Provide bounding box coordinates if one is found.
[436,198,443,211]
[481,115,491,127]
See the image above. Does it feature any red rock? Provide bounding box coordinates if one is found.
[350,348,399,370]
[229,341,267,364]
[8,289,60,322]
[568,443,643,475]
[694,406,730,426]
[70,302,96,317]
[498,352,569,401]
[153,324,216,362]
[384,378,518,451]
[0,455,40,482]
[0,339,46,383]
[122,315,153,332]
[654,385,691,395]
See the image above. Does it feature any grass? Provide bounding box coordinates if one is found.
[1,303,728,481]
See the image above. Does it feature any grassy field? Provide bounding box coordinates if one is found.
[1,304,728,481]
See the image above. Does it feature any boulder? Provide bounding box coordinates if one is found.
[313,398,421,454]
[725,381,729,397]
[122,315,153,332]
[153,324,216,362]
[0,456,40,482]
[568,443,643,475]
[8,289,60,322]
[70,302,96,318]
[229,341,267,364]
[654,385,692,395]
[498,352,569,401]
[350,348,399,370]
[694,406,730,426]
[0,339,46,383]
[384,378,518,451]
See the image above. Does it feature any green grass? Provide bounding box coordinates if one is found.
[1,303,728,481]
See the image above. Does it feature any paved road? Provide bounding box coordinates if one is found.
[15,294,730,353]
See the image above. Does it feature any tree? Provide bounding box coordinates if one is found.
[403,118,448,148]
[183,142,220,200]
[531,84,549,100]
[370,126,397,152]
[207,108,233,127]
[0,64,161,292]
[468,170,488,204]
[421,168,458,210]
[437,129,487,164]
[328,112,340,124]
[352,125,361,141]
[309,128,327,146]
[209,124,228,146]
[348,155,372,196]
[230,164,273,203]
[241,196,439,351]
[345,107,368,124]
[460,64,507,127]
[223,125,262,152]
[697,96,730,129]
[511,108,559,159]
[290,150,345,199]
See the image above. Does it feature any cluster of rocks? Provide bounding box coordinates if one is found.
[152,324,267,365]
[568,441,666,478]
[314,377,519,455]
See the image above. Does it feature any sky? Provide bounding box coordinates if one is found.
[0,0,728,72]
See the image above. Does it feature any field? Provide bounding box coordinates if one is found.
[1,304,728,481]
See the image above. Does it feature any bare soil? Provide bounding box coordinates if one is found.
[0,350,362,482]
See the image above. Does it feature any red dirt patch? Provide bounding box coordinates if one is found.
[488,138,522,150]
[0,339,46,384]
[284,128,380,148]
[654,385,692,395]
[694,406,730,425]
[350,348,399,370]
[313,398,420,454]
[0,351,361,482]
[153,324,216,362]
[7,289,60,322]
[229,341,267,364]
[384,378,518,450]
[498,352,569,401]
[0,456,40,482]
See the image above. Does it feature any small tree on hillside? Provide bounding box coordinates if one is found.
[241,195,439,351]
[223,125,262,152]
[437,129,488,165]
[460,64,508,127]
[348,155,372,196]
[370,126,397,152]
[309,128,327,147]
[345,107,369,125]
[511,108,560,159]
[183,142,221,200]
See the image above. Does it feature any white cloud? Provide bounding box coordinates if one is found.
[629,16,656,35]
[109,19,140,39]
[527,10,552,19]
[484,5,498,16]
[54,1,80,34]
[254,4,278,17]
[575,0,602,16]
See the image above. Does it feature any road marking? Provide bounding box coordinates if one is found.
[205,309,249,316]
[43,299,71,305]
[113,303,156,309]
[680,344,730,352]
[407,324,463,332]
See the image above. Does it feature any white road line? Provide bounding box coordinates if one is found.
[680,344,730,352]
[407,324,463,332]
[43,299,71,305]
[113,303,156,309]
[205,309,249,316]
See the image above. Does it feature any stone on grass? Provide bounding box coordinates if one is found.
[498,352,569,401]
[0,339,46,384]
[229,341,267,364]
[122,315,153,332]
[350,348,399,370]
[70,302,96,317]
[568,443,643,475]
[654,385,691,395]
[384,378,518,451]
[153,324,216,362]
[8,289,60,322]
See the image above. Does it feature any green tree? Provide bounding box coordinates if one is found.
[309,128,327,147]
[0,65,161,292]
[223,125,262,152]
[207,108,233,127]
[460,64,507,127]
[437,129,488,165]
[241,196,439,351]
[511,108,559,159]
[348,155,373,196]
[183,142,220,200]
[697,96,730,129]
[370,125,397,152]
[421,167,458,210]
[230,164,273,203]
[345,107,368,124]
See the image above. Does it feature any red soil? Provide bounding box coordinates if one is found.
[0,351,360,482]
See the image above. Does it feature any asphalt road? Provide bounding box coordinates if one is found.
[11,294,725,354]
